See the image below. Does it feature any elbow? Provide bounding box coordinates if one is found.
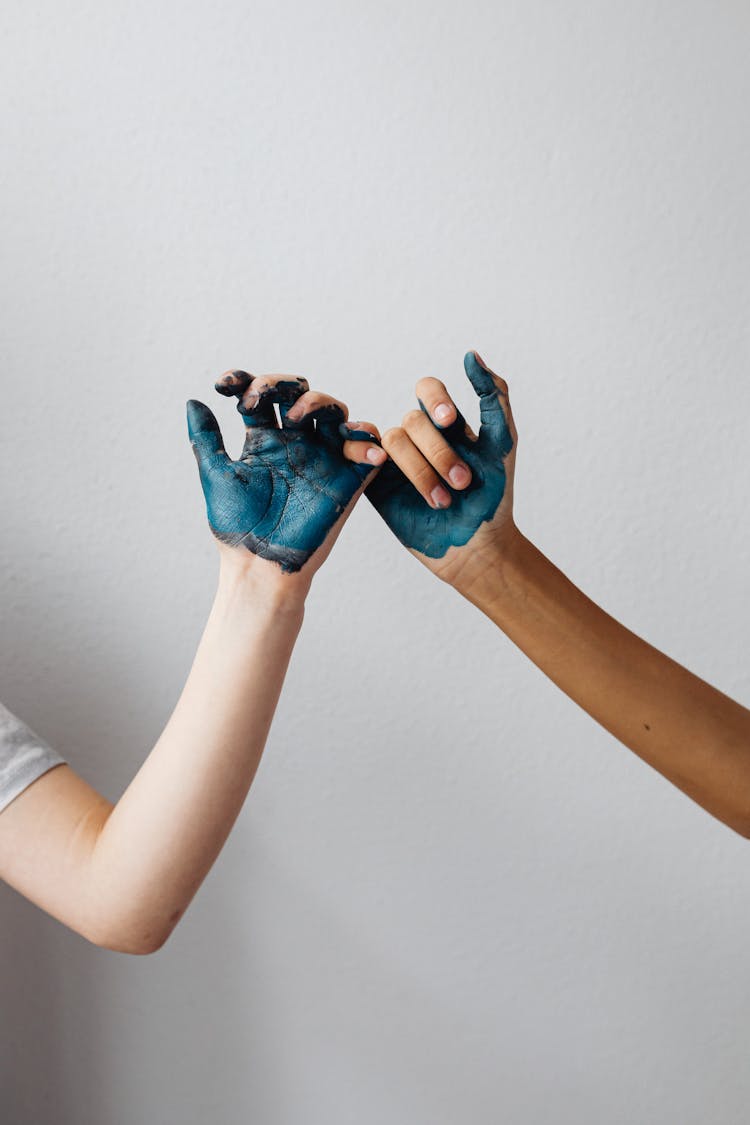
[711,802,750,840]
[731,816,750,841]
[84,918,178,956]
[104,932,172,957]
[718,795,750,839]
[80,898,187,955]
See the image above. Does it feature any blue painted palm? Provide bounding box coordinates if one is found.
[187,373,370,573]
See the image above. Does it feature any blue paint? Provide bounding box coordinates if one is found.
[366,352,513,558]
[338,424,381,443]
[187,383,371,573]
[216,372,309,429]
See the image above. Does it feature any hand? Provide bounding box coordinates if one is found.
[187,370,384,584]
[365,351,518,590]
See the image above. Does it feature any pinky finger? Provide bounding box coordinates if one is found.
[339,421,386,467]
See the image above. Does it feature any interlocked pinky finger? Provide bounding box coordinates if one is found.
[285,390,349,444]
[339,421,386,467]
[240,375,309,428]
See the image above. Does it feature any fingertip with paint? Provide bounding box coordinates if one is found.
[464,350,483,374]
[186,398,209,433]
[215,369,252,397]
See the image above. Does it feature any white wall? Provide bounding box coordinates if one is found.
[1,1,749,1122]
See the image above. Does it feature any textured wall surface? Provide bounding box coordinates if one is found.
[1,1,749,1122]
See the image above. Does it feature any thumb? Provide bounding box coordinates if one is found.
[186,400,231,474]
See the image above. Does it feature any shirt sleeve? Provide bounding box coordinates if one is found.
[0,701,66,813]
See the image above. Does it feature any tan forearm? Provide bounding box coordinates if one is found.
[460,533,750,835]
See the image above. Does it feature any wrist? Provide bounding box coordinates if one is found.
[216,548,310,621]
[451,526,532,623]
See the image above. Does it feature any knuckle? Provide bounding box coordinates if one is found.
[402,408,424,431]
[431,446,455,472]
[381,426,406,451]
[412,464,438,489]
[280,374,308,390]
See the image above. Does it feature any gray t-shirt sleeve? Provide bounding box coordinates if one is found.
[0,701,66,813]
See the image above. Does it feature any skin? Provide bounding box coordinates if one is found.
[0,371,381,952]
[366,351,514,560]
[372,350,750,837]
[188,370,384,572]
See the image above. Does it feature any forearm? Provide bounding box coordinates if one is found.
[83,559,304,950]
[460,532,750,835]
[0,558,305,952]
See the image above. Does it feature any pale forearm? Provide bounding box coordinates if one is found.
[0,560,305,952]
[460,532,750,835]
[84,560,304,950]
[0,368,375,949]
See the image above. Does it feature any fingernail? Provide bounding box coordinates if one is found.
[434,403,453,422]
[474,350,490,372]
[430,485,451,508]
[449,464,471,488]
[366,446,386,465]
[286,407,301,420]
